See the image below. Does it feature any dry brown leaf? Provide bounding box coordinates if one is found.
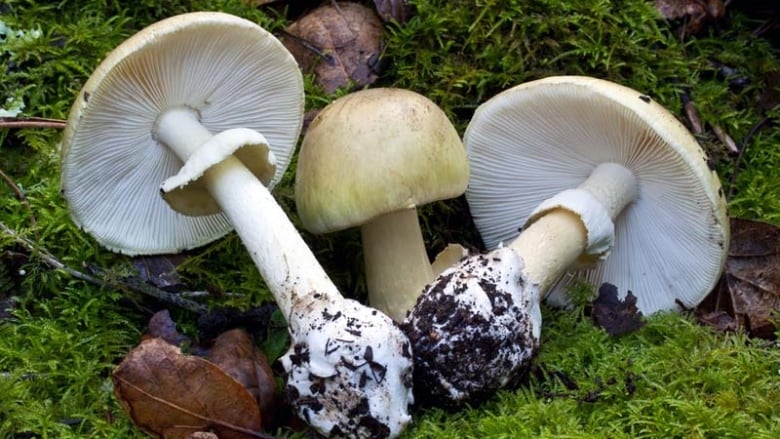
[655,0,726,35]
[143,309,191,347]
[132,254,186,291]
[725,218,780,338]
[283,1,384,94]
[697,218,780,338]
[113,338,266,439]
[373,0,412,23]
[757,70,780,112]
[697,308,738,333]
[207,329,279,429]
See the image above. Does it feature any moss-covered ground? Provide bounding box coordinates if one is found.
[1,0,779,437]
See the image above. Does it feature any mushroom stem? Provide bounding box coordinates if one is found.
[508,162,638,291]
[507,209,587,291]
[203,157,342,322]
[154,107,213,161]
[361,208,434,322]
[154,106,341,321]
[202,159,415,437]
[579,162,638,220]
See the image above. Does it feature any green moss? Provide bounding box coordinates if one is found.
[403,310,780,438]
[0,281,144,437]
[385,0,692,116]
[1,0,780,437]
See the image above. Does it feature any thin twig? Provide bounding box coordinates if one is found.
[180,290,243,298]
[277,29,333,62]
[331,0,343,15]
[0,117,67,129]
[0,221,207,314]
[711,124,739,156]
[681,90,703,134]
[0,168,38,233]
[727,116,773,201]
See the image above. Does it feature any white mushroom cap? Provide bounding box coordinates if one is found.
[60,12,304,255]
[464,76,729,315]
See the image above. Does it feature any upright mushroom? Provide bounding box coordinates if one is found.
[403,76,729,404]
[295,88,469,322]
[60,13,413,438]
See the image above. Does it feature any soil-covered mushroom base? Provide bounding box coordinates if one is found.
[402,248,542,405]
[281,298,413,438]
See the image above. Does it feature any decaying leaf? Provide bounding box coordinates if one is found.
[696,287,738,333]
[655,0,727,35]
[591,283,645,336]
[196,303,279,340]
[207,329,280,429]
[283,1,384,94]
[699,218,780,338]
[758,70,780,112]
[132,254,186,291]
[373,0,412,23]
[143,309,191,347]
[113,338,266,439]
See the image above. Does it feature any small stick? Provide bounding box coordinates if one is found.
[711,124,739,156]
[726,116,773,201]
[0,221,207,314]
[0,168,38,233]
[277,30,333,62]
[0,116,66,229]
[0,117,66,129]
[681,92,703,134]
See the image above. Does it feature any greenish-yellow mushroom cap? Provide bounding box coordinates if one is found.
[295,88,469,233]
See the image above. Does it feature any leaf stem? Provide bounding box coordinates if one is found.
[0,117,67,129]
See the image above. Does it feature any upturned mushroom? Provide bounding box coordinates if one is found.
[60,13,413,438]
[403,76,729,404]
[295,88,469,322]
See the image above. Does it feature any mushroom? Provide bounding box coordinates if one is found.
[403,76,729,404]
[295,88,469,322]
[60,12,299,254]
[60,13,413,438]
